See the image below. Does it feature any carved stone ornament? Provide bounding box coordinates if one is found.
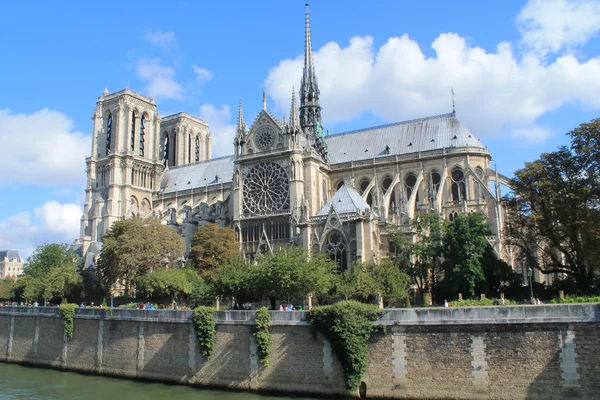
[254,126,276,151]
[242,161,290,215]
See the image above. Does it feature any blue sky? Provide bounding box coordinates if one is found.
[1,0,600,258]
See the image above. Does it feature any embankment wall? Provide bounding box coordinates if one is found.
[0,305,598,399]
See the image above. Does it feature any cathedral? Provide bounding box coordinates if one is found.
[78,5,512,272]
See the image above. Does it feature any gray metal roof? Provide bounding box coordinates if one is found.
[326,113,486,164]
[317,184,371,217]
[0,250,21,262]
[161,156,234,194]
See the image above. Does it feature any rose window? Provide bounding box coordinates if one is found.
[243,162,289,215]
[254,127,275,151]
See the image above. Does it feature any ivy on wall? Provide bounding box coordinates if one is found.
[58,303,78,341]
[193,306,216,358]
[306,301,384,393]
[254,307,272,367]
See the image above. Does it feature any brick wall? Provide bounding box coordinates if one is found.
[0,305,598,399]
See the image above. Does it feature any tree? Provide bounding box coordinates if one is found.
[96,218,185,296]
[505,118,600,292]
[45,263,82,302]
[25,244,77,279]
[253,248,337,309]
[351,262,410,305]
[136,267,192,302]
[0,278,15,301]
[442,213,490,298]
[213,258,261,309]
[189,224,239,281]
[476,246,523,299]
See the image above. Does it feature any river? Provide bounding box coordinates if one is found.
[0,363,311,400]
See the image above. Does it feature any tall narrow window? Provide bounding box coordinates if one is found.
[163,135,169,167]
[139,115,146,157]
[195,136,200,162]
[171,134,177,167]
[474,168,485,200]
[188,134,192,163]
[359,179,372,206]
[130,112,136,151]
[326,231,348,273]
[405,173,417,200]
[451,168,467,201]
[105,113,112,155]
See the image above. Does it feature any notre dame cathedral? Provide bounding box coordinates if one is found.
[78,5,512,272]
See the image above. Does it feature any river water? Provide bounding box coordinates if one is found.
[0,363,310,400]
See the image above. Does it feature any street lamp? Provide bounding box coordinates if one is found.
[110,284,115,308]
[527,266,533,304]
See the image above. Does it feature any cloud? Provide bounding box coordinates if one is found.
[264,29,600,143]
[136,58,183,100]
[0,109,90,186]
[517,0,600,54]
[198,104,235,158]
[512,125,554,144]
[145,31,176,48]
[192,65,213,83]
[0,201,82,259]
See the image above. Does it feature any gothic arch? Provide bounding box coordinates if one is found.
[322,229,349,273]
[358,177,374,206]
[450,166,467,202]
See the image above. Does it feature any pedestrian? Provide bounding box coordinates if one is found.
[444,300,449,307]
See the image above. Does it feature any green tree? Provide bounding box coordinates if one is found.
[352,262,410,305]
[189,224,239,281]
[0,278,15,301]
[25,243,77,278]
[136,267,192,302]
[505,118,600,292]
[96,218,185,296]
[442,213,490,298]
[212,258,260,309]
[45,263,82,303]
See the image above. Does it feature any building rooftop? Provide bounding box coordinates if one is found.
[317,184,372,217]
[0,250,22,262]
[160,156,235,194]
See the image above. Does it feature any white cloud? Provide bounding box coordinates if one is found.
[192,65,213,83]
[517,0,600,54]
[136,58,183,100]
[145,31,176,48]
[0,109,90,186]
[0,201,82,259]
[198,104,236,158]
[513,125,554,144]
[264,29,600,143]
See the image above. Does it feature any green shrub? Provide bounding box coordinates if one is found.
[552,295,600,304]
[254,307,272,367]
[118,303,139,309]
[58,303,77,341]
[193,306,216,358]
[306,301,384,393]
[450,298,513,307]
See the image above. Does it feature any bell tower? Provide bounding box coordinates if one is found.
[80,88,161,264]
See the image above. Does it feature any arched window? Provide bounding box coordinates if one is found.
[451,168,467,201]
[171,133,177,167]
[382,176,393,194]
[430,171,441,196]
[326,231,348,272]
[105,113,112,155]
[336,180,345,191]
[195,136,200,162]
[359,178,372,206]
[130,111,136,152]
[474,168,485,200]
[162,134,169,167]
[139,115,146,157]
[405,173,417,200]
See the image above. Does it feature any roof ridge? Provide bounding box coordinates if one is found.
[330,112,455,138]
[166,155,234,170]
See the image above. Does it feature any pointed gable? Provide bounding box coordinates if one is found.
[316,183,373,219]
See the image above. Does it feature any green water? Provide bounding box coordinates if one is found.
[0,363,311,400]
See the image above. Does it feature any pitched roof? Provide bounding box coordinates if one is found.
[317,184,371,217]
[0,250,21,262]
[326,113,487,164]
[161,156,234,194]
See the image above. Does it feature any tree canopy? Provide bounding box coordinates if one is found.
[189,224,239,281]
[505,117,600,292]
[96,218,185,296]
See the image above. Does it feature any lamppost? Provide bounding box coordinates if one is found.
[527,266,534,304]
[110,284,115,308]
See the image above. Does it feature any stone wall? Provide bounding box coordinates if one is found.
[0,305,598,399]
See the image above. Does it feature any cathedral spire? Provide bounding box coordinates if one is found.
[299,3,322,139]
[262,91,267,111]
[236,100,246,138]
[290,86,299,126]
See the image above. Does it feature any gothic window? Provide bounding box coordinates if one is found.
[429,171,441,202]
[382,176,393,193]
[474,168,485,200]
[188,134,192,164]
[451,168,467,201]
[325,231,348,272]
[405,173,417,200]
[139,115,146,157]
[359,178,372,206]
[242,162,290,216]
[162,134,169,167]
[195,136,200,162]
[254,127,275,152]
[336,180,345,191]
[171,133,177,167]
[105,113,112,155]
[130,111,136,151]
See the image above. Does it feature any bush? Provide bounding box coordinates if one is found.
[193,306,216,358]
[254,307,272,367]
[550,296,600,304]
[58,303,77,340]
[450,298,514,307]
[306,301,384,393]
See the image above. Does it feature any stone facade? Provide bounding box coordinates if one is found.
[0,250,24,279]
[0,305,599,399]
[76,5,515,274]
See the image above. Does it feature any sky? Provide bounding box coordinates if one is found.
[1,0,600,259]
